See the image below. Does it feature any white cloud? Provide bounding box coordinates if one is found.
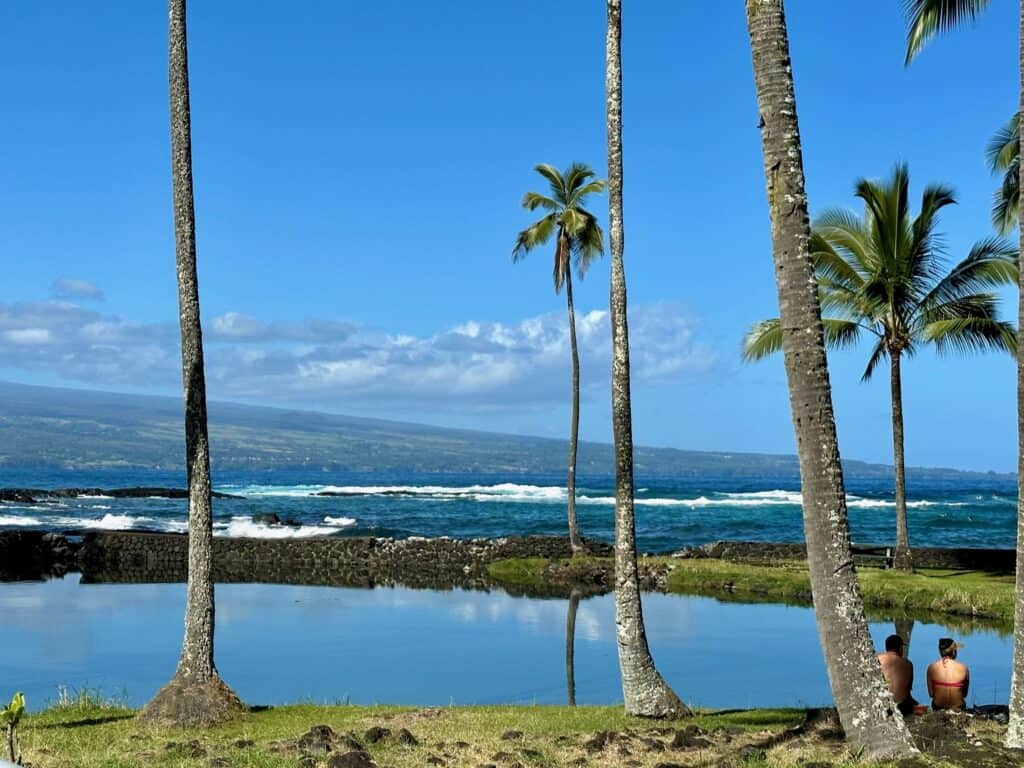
[51,278,104,302]
[0,299,714,410]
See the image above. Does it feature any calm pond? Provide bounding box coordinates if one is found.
[1,576,1011,711]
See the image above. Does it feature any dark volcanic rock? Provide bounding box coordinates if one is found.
[298,725,336,755]
[363,726,391,743]
[0,531,78,580]
[397,728,419,746]
[252,513,281,525]
[0,486,242,502]
[500,730,523,741]
[326,751,376,768]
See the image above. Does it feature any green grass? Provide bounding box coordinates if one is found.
[488,555,1015,628]
[21,701,809,768]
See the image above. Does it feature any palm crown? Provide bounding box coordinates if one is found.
[513,163,606,292]
[743,164,1017,377]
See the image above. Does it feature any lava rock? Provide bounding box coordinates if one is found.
[326,750,376,768]
[363,726,391,744]
[397,728,419,746]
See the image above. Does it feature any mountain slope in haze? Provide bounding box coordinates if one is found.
[0,380,1006,481]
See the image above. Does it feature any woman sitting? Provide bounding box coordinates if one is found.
[926,637,969,711]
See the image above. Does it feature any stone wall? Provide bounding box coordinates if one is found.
[76,532,607,592]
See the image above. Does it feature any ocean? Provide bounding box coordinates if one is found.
[0,468,1015,551]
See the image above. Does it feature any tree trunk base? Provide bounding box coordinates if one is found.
[625,683,693,719]
[138,674,244,728]
[892,547,913,572]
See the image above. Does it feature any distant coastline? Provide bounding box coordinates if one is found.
[0,380,1012,479]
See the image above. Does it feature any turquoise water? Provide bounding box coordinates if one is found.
[0,576,1011,711]
[0,469,1015,551]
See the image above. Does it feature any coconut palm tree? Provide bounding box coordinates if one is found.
[513,163,605,554]
[139,0,244,727]
[904,1,1024,746]
[743,164,1017,571]
[744,0,914,756]
[605,0,689,719]
[988,113,1020,234]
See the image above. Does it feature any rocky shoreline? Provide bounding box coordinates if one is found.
[0,486,242,503]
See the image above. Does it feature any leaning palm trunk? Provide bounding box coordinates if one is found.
[889,351,912,570]
[1008,1,1024,747]
[565,267,584,553]
[605,0,689,719]
[745,0,913,757]
[140,0,243,727]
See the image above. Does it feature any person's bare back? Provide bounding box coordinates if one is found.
[927,638,969,711]
[878,651,914,703]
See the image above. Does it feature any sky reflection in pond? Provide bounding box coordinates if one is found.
[0,576,1011,710]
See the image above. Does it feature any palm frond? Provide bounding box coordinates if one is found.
[923,316,1017,355]
[563,162,596,196]
[572,212,605,277]
[904,0,991,64]
[741,319,783,361]
[512,212,557,261]
[574,179,607,200]
[916,237,1018,311]
[534,163,567,202]
[811,233,866,290]
[521,192,560,212]
[992,156,1020,234]
[822,318,865,350]
[861,337,889,382]
[986,113,1019,173]
[813,210,877,277]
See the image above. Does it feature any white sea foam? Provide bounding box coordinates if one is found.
[0,515,42,526]
[323,516,356,527]
[217,517,344,539]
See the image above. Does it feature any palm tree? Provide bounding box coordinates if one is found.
[743,165,1017,571]
[988,113,1020,235]
[904,1,1024,747]
[513,163,605,554]
[744,0,914,756]
[605,0,689,719]
[139,0,244,727]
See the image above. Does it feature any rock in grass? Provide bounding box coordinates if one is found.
[233,738,255,749]
[669,726,711,750]
[298,724,336,755]
[363,726,391,743]
[397,727,419,745]
[739,745,766,761]
[326,750,376,768]
[501,730,523,740]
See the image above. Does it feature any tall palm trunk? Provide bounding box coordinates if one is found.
[889,350,912,570]
[745,0,913,757]
[566,588,581,706]
[1007,2,1024,747]
[565,266,584,553]
[140,0,243,726]
[605,0,689,719]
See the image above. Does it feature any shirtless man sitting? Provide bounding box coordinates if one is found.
[927,637,969,711]
[877,634,916,716]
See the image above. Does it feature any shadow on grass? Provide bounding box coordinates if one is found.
[34,712,135,729]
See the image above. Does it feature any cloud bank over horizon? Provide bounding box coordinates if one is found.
[0,291,715,414]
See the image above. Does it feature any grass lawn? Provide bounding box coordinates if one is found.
[488,556,1015,628]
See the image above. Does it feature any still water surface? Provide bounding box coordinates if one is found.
[0,577,1011,711]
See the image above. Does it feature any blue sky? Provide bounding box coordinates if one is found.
[0,2,1018,472]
